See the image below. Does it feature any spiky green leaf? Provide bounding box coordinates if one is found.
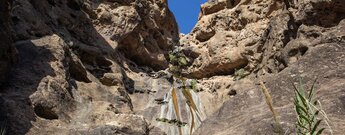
[315,128,325,135]
[169,54,176,62]
[295,103,308,115]
[311,110,320,123]
[308,78,318,101]
[297,120,309,130]
[299,113,312,125]
[311,119,322,135]
[178,57,188,66]
[294,85,309,110]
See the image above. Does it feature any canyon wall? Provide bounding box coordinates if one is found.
[1,0,178,134]
[0,0,344,135]
[182,0,345,134]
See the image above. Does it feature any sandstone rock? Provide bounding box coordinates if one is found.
[195,41,345,135]
[191,0,345,134]
[1,0,345,134]
[181,0,286,78]
[0,0,182,133]
[100,73,123,86]
[201,0,227,15]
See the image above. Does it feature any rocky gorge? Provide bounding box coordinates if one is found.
[0,0,344,135]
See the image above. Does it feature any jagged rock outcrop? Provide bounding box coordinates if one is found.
[180,0,345,134]
[1,0,178,134]
[180,0,287,78]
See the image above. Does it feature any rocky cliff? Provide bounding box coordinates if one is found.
[1,0,178,134]
[184,0,345,134]
[0,0,344,135]
[0,0,16,85]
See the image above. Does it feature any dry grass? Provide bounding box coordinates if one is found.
[259,80,283,134]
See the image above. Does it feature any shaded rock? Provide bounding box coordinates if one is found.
[292,0,345,28]
[111,0,179,70]
[0,0,15,85]
[30,76,75,120]
[100,73,123,86]
[27,114,149,135]
[68,53,92,83]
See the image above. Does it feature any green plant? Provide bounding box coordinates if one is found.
[233,68,250,81]
[156,118,187,127]
[190,79,197,91]
[292,79,332,135]
[167,47,189,69]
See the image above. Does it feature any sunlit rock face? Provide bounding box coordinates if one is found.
[181,0,345,134]
[0,0,345,135]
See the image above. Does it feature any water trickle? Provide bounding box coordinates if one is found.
[157,78,206,135]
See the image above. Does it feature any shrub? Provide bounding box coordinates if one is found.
[233,68,249,81]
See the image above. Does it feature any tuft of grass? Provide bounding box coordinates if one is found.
[292,78,332,135]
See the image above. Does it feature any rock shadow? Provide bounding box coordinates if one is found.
[0,41,56,135]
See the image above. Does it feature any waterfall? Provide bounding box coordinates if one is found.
[157,78,206,135]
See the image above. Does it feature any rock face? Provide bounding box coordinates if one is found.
[0,0,345,135]
[182,0,345,134]
[0,0,15,85]
[1,0,178,134]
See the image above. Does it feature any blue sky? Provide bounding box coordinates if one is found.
[168,0,208,34]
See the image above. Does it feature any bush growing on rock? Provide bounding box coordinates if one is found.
[293,79,333,135]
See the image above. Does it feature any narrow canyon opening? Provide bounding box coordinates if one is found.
[168,0,208,34]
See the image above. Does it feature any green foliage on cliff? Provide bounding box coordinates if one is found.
[293,79,332,135]
[233,68,250,81]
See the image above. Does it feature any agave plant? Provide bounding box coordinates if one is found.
[293,78,331,135]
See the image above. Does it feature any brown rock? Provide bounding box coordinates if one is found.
[100,73,123,86]
[191,0,345,134]
[201,0,227,15]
